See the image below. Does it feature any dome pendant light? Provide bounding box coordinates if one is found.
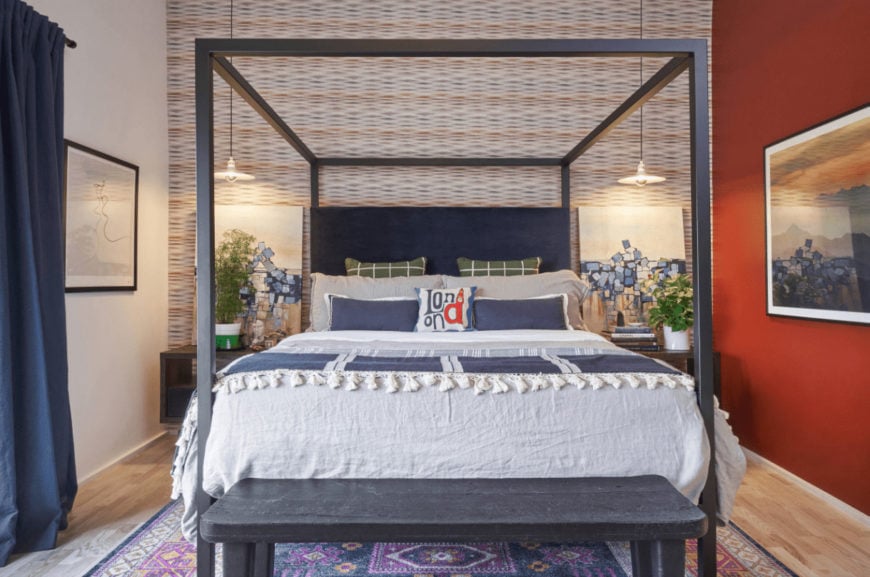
[618,0,665,187]
[214,0,254,183]
[215,155,254,183]
[618,159,665,187]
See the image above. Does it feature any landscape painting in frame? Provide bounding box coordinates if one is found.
[64,141,138,292]
[765,104,870,324]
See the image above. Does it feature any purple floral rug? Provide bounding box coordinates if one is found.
[84,501,797,577]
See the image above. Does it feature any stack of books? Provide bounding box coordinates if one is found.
[609,325,660,352]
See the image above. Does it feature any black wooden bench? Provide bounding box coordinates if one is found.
[200,475,707,577]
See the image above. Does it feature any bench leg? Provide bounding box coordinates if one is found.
[630,539,685,577]
[222,542,274,577]
[253,542,275,577]
[224,543,255,577]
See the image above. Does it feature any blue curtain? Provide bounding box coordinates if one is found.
[0,0,76,565]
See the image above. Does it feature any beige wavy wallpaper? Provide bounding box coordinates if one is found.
[166,0,711,344]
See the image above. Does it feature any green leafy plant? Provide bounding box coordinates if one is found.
[215,229,255,324]
[647,274,694,331]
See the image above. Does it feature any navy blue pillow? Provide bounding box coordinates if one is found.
[328,296,419,331]
[473,296,568,330]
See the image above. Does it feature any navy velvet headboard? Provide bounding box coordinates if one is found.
[310,207,570,276]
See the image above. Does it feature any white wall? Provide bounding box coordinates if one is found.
[26,0,169,480]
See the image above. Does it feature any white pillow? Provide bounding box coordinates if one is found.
[310,273,444,331]
[443,270,589,330]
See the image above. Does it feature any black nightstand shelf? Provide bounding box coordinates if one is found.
[159,345,251,424]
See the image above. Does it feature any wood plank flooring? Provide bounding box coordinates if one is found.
[730,453,870,577]
[0,434,174,577]
[1,433,867,576]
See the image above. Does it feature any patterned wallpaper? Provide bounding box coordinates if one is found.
[166,0,711,345]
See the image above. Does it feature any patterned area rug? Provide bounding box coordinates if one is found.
[84,501,797,577]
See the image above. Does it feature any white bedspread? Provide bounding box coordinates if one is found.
[175,330,744,541]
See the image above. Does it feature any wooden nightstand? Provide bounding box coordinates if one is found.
[159,345,251,424]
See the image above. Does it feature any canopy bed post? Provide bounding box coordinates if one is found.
[311,162,319,208]
[561,165,570,210]
[194,40,217,577]
[688,42,717,577]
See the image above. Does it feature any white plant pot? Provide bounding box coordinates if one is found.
[663,326,690,351]
[215,322,242,350]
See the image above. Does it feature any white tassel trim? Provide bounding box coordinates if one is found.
[170,393,198,500]
[214,370,694,395]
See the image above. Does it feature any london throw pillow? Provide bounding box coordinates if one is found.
[415,287,475,332]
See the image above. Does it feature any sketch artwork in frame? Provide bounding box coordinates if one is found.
[64,140,139,292]
[765,104,869,324]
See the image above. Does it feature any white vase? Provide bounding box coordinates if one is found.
[663,326,690,351]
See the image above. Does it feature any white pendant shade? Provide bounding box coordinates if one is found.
[215,156,255,183]
[617,160,666,187]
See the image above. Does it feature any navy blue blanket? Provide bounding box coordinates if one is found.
[216,347,693,395]
[224,351,679,377]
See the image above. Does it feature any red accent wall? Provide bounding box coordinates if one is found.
[712,0,870,513]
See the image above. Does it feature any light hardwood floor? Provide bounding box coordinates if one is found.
[1,433,867,576]
[729,454,870,577]
[0,434,174,577]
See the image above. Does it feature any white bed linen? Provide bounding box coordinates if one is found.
[177,330,744,541]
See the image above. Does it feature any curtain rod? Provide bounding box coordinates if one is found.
[65,37,77,49]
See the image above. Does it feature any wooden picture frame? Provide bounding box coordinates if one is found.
[63,140,139,292]
[764,104,870,324]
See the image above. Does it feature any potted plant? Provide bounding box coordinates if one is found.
[647,273,694,350]
[215,229,255,350]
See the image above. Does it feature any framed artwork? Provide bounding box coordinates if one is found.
[63,141,139,292]
[765,104,870,324]
[578,206,687,331]
[215,204,304,338]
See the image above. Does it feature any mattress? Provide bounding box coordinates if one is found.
[173,329,745,541]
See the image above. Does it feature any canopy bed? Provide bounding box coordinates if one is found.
[186,38,720,577]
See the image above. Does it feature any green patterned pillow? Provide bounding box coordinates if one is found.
[456,256,542,277]
[345,257,427,278]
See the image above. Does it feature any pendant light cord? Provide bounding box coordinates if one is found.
[639,0,644,160]
[229,0,234,158]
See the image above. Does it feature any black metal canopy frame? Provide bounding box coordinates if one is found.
[194,38,715,577]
